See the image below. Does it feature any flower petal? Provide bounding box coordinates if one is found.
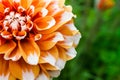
[47,1,62,16]
[20,0,33,9]
[66,47,77,60]
[34,16,56,30]
[34,7,48,17]
[58,32,81,49]
[9,74,16,80]
[0,40,16,57]
[40,11,74,34]
[13,31,27,40]
[48,70,60,77]
[57,0,65,7]
[41,63,58,71]
[57,46,67,61]
[39,46,58,66]
[1,31,13,39]
[37,32,64,50]
[0,55,10,80]
[4,46,21,61]
[57,36,74,49]
[55,58,66,70]
[18,39,40,65]
[36,0,51,8]
[36,72,49,80]
[58,20,78,36]
[0,73,9,80]
[9,58,40,80]
[0,3,4,13]
[1,0,12,8]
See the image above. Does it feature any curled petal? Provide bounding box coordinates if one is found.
[26,21,33,31]
[0,40,16,57]
[37,32,64,50]
[13,31,27,40]
[34,34,42,41]
[4,46,21,61]
[33,7,48,17]
[9,58,40,80]
[18,39,40,65]
[18,6,26,13]
[29,33,42,41]
[34,16,56,30]
[1,31,12,39]
[27,5,35,16]
[40,11,74,34]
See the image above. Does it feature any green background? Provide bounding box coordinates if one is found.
[54,0,120,80]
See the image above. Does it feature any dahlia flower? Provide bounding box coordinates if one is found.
[95,0,115,10]
[0,0,81,80]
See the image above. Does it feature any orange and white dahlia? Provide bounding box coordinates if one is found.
[0,0,81,80]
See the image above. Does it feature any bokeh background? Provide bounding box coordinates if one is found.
[54,0,120,80]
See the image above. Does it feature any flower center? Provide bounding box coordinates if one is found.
[3,11,33,32]
[1,8,34,40]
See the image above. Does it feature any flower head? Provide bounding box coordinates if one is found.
[96,0,115,11]
[0,0,81,80]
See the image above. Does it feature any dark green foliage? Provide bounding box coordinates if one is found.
[54,0,120,80]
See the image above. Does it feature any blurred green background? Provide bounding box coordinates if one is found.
[54,0,120,80]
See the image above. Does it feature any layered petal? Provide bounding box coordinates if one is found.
[34,16,56,30]
[58,20,78,36]
[0,40,16,59]
[0,55,10,80]
[36,71,49,80]
[20,0,33,9]
[9,58,40,80]
[36,65,50,80]
[39,46,58,66]
[37,32,64,50]
[48,70,60,78]
[5,46,21,61]
[0,3,4,13]
[40,11,74,34]
[47,0,62,16]
[18,39,40,65]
